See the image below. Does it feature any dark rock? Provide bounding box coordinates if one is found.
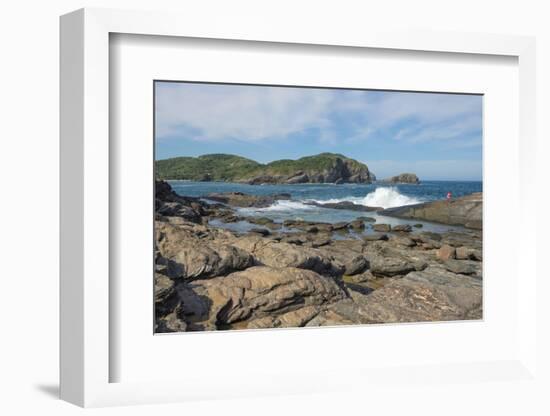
[392,224,412,232]
[363,233,389,241]
[309,238,331,248]
[357,216,376,223]
[343,255,369,276]
[443,259,481,277]
[349,219,365,230]
[249,227,271,236]
[248,217,274,225]
[332,222,350,230]
[154,273,179,316]
[382,173,420,184]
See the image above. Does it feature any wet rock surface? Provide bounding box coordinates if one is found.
[379,192,482,229]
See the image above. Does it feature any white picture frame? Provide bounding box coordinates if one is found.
[60,7,538,408]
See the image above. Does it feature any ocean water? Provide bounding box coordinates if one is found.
[168,180,482,234]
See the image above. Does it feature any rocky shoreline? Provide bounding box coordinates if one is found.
[380,192,482,229]
[155,180,483,332]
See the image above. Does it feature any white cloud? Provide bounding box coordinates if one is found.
[156,83,336,142]
[346,92,482,144]
[155,83,482,147]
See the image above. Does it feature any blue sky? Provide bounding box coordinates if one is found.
[155,82,482,181]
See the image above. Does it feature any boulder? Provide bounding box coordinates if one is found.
[349,219,365,230]
[195,266,347,327]
[379,192,482,230]
[443,259,482,277]
[343,255,369,276]
[389,235,416,247]
[157,201,203,224]
[156,221,254,280]
[363,233,389,242]
[392,224,412,232]
[456,246,483,261]
[332,221,350,230]
[232,236,342,276]
[363,242,429,277]
[383,173,420,184]
[437,244,456,260]
[249,227,271,236]
[373,223,391,232]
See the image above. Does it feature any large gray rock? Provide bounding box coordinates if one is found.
[232,236,342,276]
[364,243,422,276]
[343,255,369,276]
[195,266,347,327]
[379,192,482,230]
[314,266,482,325]
[443,259,482,277]
[156,221,254,280]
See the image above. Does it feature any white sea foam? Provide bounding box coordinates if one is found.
[310,187,421,209]
[240,187,420,213]
[238,200,314,213]
[361,187,420,209]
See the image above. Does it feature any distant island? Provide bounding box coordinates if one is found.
[155,152,376,185]
[381,173,420,184]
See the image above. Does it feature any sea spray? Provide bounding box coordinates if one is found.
[360,187,420,209]
[308,187,421,210]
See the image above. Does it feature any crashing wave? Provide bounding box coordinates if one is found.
[310,187,420,209]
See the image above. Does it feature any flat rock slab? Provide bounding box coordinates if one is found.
[379,192,482,229]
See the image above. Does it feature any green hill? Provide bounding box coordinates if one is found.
[155,152,375,184]
[155,154,262,181]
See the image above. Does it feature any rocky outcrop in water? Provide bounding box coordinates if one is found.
[379,192,482,229]
[381,173,420,184]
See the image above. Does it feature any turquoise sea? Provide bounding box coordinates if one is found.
[168,180,482,234]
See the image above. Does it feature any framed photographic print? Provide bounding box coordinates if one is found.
[60,8,538,408]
